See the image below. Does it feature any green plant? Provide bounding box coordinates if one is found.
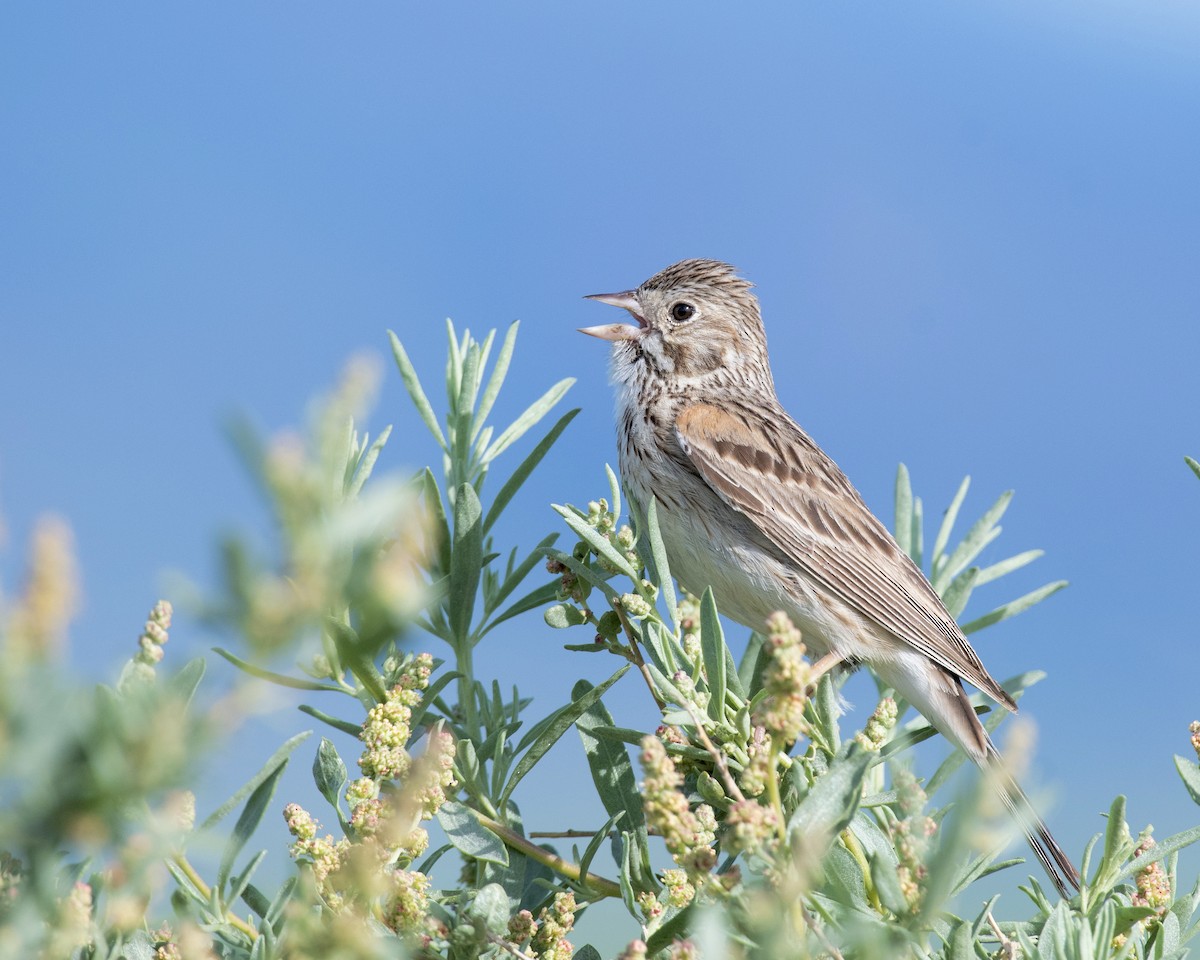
[0,328,1197,960]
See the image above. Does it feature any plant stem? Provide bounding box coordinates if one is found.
[170,853,259,941]
[470,810,622,899]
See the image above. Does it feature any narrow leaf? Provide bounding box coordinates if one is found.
[935,489,1012,591]
[472,322,519,444]
[347,424,392,498]
[298,704,362,737]
[1175,755,1200,806]
[787,742,873,841]
[554,504,638,581]
[212,648,342,692]
[894,463,914,557]
[487,580,562,632]
[202,732,312,829]
[388,330,446,449]
[699,588,727,723]
[483,378,575,465]
[974,549,1044,587]
[575,680,646,832]
[960,580,1067,634]
[217,758,288,890]
[448,483,483,641]
[500,666,630,807]
[931,476,971,573]
[483,409,579,534]
[644,497,677,629]
[941,566,980,618]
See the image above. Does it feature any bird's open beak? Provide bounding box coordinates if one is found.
[579,290,647,341]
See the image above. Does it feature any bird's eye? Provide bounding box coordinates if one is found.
[670,302,696,323]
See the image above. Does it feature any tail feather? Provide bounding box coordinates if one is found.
[878,658,1081,896]
[984,739,1081,898]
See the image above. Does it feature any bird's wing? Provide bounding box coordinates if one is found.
[674,401,1016,711]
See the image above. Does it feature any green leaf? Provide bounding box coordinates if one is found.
[168,657,207,708]
[468,883,512,936]
[895,463,914,558]
[931,476,971,574]
[787,742,873,842]
[738,632,768,695]
[575,680,645,833]
[202,732,312,829]
[934,489,1011,592]
[436,802,509,866]
[217,755,288,890]
[699,588,727,723]
[449,483,483,642]
[941,566,980,619]
[347,424,392,498]
[298,704,362,737]
[1174,755,1200,806]
[639,618,679,678]
[484,534,559,619]
[453,343,482,469]
[388,330,447,450]
[605,463,623,529]
[483,409,579,534]
[500,665,629,808]
[483,378,575,465]
[959,580,1068,634]
[644,497,677,629]
[553,504,638,581]
[646,905,695,956]
[488,580,562,632]
[212,648,343,692]
[1115,822,1200,884]
[1186,455,1200,481]
[422,468,453,577]
[544,602,587,629]
[313,738,347,809]
[473,322,518,444]
[870,852,909,915]
[974,549,1044,587]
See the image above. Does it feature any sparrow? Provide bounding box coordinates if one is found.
[581,258,1079,896]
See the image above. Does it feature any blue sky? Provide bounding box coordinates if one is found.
[3,1,1199,943]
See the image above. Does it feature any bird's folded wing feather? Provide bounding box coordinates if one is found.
[674,401,1016,712]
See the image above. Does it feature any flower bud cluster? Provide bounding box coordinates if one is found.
[738,726,772,798]
[1131,832,1171,916]
[507,909,535,945]
[753,612,810,744]
[119,599,174,687]
[618,941,649,960]
[890,769,937,909]
[620,593,653,620]
[855,697,898,752]
[284,804,352,907]
[531,890,578,960]
[358,653,433,780]
[641,736,718,878]
[1190,720,1200,763]
[723,800,780,856]
[662,868,696,908]
[385,870,432,935]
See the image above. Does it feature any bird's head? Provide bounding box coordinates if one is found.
[581,259,771,384]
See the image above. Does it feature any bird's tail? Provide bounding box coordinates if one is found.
[980,736,1080,898]
[936,671,1081,897]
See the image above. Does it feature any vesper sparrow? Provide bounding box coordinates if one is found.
[581,258,1079,896]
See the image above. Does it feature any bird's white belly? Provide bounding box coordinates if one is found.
[627,479,861,662]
